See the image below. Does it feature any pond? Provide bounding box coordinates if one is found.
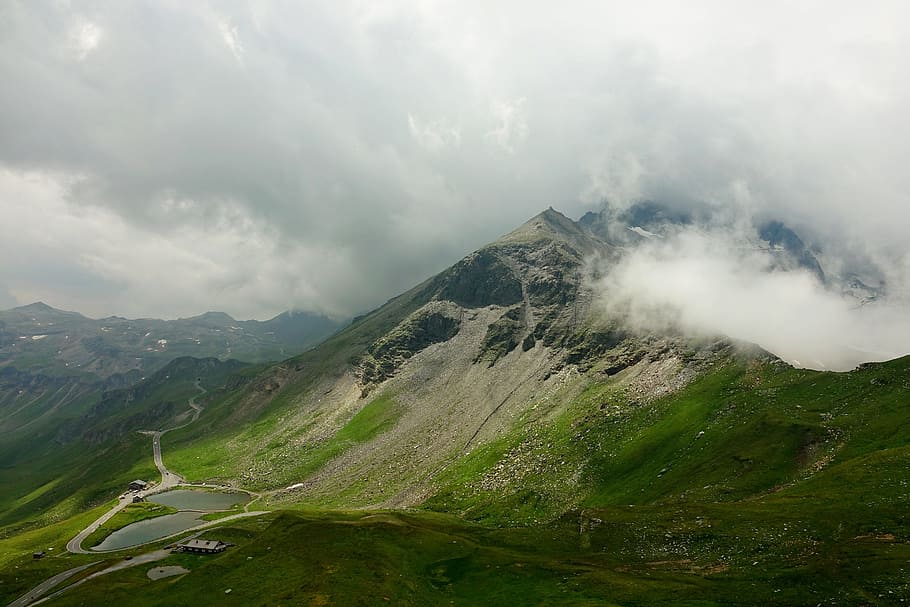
[92,489,250,551]
[92,512,206,551]
[148,489,249,511]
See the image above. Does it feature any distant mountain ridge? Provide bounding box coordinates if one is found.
[0,302,344,444]
[0,302,344,379]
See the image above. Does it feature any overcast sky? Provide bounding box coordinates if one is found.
[1,1,908,320]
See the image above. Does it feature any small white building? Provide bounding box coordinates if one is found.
[177,539,229,554]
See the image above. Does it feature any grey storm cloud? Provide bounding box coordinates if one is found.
[0,1,908,322]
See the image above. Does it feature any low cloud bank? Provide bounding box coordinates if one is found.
[595,230,910,371]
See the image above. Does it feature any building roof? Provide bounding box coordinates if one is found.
[182,539,225,549]
[129,479,148,486]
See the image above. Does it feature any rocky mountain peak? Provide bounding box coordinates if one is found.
[12,301,81,317]
[16,301,56,312]
[497,207,598,253]
[186,311,237,325]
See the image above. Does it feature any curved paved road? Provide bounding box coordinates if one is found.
[11,382,272,606]
[6,563,96,607]
[65,495,133,555]
[67,381,207,555]
[150,380,207,491]
[17,512,271,607]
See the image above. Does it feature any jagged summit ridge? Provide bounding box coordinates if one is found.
[498,207,603,255]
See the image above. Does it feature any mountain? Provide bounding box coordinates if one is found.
[0,303,343,379]
[0,303,342,538]
[1,208,908,606]
[0,303,343,437]
[154,209,784,507]
[579,200,886,305]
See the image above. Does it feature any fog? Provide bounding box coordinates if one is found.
[596,228,910,370]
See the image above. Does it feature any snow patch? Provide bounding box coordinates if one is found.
[627,226,659,239]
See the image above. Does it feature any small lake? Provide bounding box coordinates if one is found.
[149,489,249,511]
[93,512,205,551]
[92,490,250,551]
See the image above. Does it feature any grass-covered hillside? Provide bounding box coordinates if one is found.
[0,357,250,535]
[33,505,910,606]
[6,355,906,606]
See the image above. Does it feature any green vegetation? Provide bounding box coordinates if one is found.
[0,503,111,602]
[286,394,404,481]
[19,507,909,606]
[4,345,907,606]
[83,502,178,548]
[200,506,245,522]
[0,438,157,532]
[6,353,902,606]
[426,356,910,528]
[0,357,246,535]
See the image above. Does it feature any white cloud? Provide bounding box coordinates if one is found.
[582,152,645,208]
[70,17,101,60]
[486,98,528,153]
[407,114,461,151]
[595,229,910,371]
[0,169,352,320]
[217,18,244,66]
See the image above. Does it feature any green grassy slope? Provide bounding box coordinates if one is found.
[6,355,899,606]
[426,356,909,525]
[26,505,910,607]
[0,358,249,533]
[158,276,440,485]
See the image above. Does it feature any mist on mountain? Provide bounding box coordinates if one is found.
[592,220,910,371]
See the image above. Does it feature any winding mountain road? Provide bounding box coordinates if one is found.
[149,380,206,491]
[6,563,97,607]
[67,381,207,555]
[7,382,270,607]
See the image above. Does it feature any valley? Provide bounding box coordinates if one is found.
[7,376,267,605]
[64,379,258,556]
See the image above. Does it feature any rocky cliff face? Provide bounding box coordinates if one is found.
[353,209,614,390]
[181,208,762,512]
